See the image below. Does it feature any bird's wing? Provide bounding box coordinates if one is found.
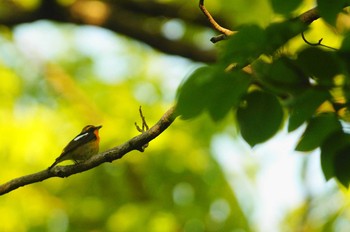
[59,131,96,158]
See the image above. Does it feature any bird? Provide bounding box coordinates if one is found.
[48,125,102,170]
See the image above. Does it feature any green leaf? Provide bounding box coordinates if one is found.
[339,35,350,74]
[297,47,343,86]
[236,91,284,146]
[321,131,350,181]
[176,66,215,119]
[222,25,266,66]
[334,146,350,187]
[340,33,350,52]
[317,0,347,26]
[221,21,306,67]
[207,69,251,121]
[296,113,342,152]
[264,20,307,54]
[288,89,330,132]
[176,65,252,121]
[270,0,303,15]
[254,57,309,94]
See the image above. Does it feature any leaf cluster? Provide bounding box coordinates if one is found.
[176,2,350,187]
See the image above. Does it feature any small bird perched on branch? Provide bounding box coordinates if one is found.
[48,125,102,170]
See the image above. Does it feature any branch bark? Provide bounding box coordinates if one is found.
[298,7,320,24]
[0,106,177,196]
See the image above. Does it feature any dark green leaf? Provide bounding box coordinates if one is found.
[339,35,350,74]
[236,91,284,146]
[297,47,343,86]
[176,65,252,121]
[222,25,266,66]
[254,57,309,94]
[340,34,350,52]
[288,89,330,132]
[334,146,350,187]
[207,69,251,121]
[296,113,342,151]
[176,66,215,119]
[321,131,350,181]
[270,0,303,15]
[264,20,307,54]
[317,0,347,26]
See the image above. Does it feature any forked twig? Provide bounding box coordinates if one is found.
[135,106,149,151]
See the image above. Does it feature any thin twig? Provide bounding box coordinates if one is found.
[135,106,149,132]
[199,0,234,36]
[210,34,227,43]
[199,0,235,43]
[0,106,177,196]
[301,32,338,50]
[135,106,150,151]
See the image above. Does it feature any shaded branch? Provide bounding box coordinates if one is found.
[298,7,320,24]
[0,106,177,196]
[99,4,217,63]
[113,0,228,28]
[0,0,217,63]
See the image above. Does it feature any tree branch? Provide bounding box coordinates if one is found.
[112,0,228,29]
[0,106,177,196]
[298,7,320,24]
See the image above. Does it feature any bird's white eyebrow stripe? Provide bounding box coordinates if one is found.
[74,132,89,141]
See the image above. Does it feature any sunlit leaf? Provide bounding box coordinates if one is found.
[296,113,342,151]
[288,88,330,132]
[236,91,283,146]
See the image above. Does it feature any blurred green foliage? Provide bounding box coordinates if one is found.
[0,1,251,230]
[1,0,350,231]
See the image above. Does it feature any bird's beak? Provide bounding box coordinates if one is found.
[96,125,102,130]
